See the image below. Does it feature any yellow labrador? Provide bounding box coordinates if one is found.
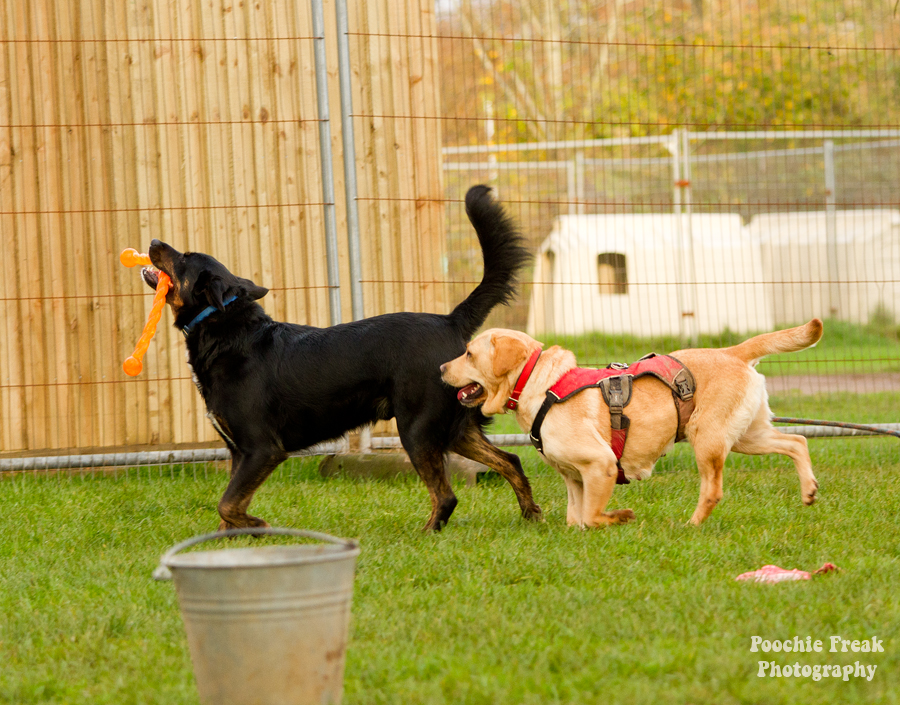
[440,320,823,527]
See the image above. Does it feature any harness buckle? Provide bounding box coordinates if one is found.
[606,376,625,412]
[673,369,694,401]
[610,413,627,430]
[608,361,629,371]
[606,376,627,432]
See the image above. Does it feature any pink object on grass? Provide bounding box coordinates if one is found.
[735,563,837,583]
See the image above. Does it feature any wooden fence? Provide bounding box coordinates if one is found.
[0,0,445,453]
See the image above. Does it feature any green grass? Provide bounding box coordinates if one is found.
[542,319,900,376]
[766,392,900,426]
[2,433,900,704]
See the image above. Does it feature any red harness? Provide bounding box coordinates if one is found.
[525,354,696,484]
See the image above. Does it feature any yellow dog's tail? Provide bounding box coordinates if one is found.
[726,319,823,366]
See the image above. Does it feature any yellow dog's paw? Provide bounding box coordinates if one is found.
[803,479,818,506]
[603,509,635,525]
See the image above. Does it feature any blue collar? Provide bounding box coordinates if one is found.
[181,294,238,338]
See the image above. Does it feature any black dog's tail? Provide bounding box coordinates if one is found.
[448,185,531,338]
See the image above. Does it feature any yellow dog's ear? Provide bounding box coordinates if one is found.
[491,333,529,378]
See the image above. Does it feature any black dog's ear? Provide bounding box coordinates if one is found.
[237,276,268,301]
[204,275,230,311]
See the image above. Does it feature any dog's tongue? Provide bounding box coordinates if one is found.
[457,383,483,402]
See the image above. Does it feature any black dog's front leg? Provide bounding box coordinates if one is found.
[217,447,287,530]
[404,445,458,532]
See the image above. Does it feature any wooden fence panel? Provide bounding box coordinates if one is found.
[0,0,445,454]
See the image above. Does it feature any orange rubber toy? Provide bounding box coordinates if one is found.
[120,248,171,376]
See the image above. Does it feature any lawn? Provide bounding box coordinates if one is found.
[1,428,899,704]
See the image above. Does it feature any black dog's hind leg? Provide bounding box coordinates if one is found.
[452,423,543,522]
[217,447,288,530]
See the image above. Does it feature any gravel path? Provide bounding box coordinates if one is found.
[765,373,900,395]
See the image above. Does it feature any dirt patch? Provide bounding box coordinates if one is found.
[766,373,900,395]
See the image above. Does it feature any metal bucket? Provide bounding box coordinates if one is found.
[154,527,360,705]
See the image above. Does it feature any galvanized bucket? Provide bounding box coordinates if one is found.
[154,527,360,705]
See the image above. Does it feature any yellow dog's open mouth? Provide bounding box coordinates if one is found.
[457,383,484,405]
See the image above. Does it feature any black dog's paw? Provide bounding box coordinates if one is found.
[217,516,271,533]
[522,505,544,522]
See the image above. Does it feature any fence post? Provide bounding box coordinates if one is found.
[680,129,698,346]
[669,130,684,336]
[575,151,586,214]
[670,130,681,216]
[335,0,364,324]
[824,139,839,318]
[484,98,499,189]
[566,158,577,215]
[334,0,371,453]
[311,0,343,327]
[669,128,698,345]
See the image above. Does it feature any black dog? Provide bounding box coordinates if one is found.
[143,186,542,531]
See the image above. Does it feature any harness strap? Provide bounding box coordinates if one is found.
[671,367,695,442]
[528,354,696,485]
[528,394,555,453]
[604,375,631,463]
[530,389,631,485]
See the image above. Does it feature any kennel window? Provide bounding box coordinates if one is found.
[597,253,627,294]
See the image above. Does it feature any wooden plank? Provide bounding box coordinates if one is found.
[57,0,96,450]
[263,9,286,324]
[12,0,50,450]
[361,0,397,317]
[122,0,154,446]
[200,0,232,281]
[78,0,119,450]
[31,0,70,449]
[0,0,26,450]
[407,0,429,311]
[176,0,210,255]
[409,0,446,314]
[346,0,378,319]
[270,0,300,325]
[297,0,327,327]
[174,0,212,441]
[195,0,236,445]
[48,0,81,450]
[221,0,251,294]
[245,0,279,320]
[0,0,10,449]
[150,0,185,445]
[130,0,164,445]
[105,0,146,448]
[386,0,420,313]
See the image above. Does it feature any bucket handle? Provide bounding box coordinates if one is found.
[153,527,359,581]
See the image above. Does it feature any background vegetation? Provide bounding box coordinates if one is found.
[439,0,900,145]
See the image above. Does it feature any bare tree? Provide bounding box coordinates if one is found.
[460,0,549,141]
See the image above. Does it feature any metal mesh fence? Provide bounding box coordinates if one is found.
[1,0,898,473]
